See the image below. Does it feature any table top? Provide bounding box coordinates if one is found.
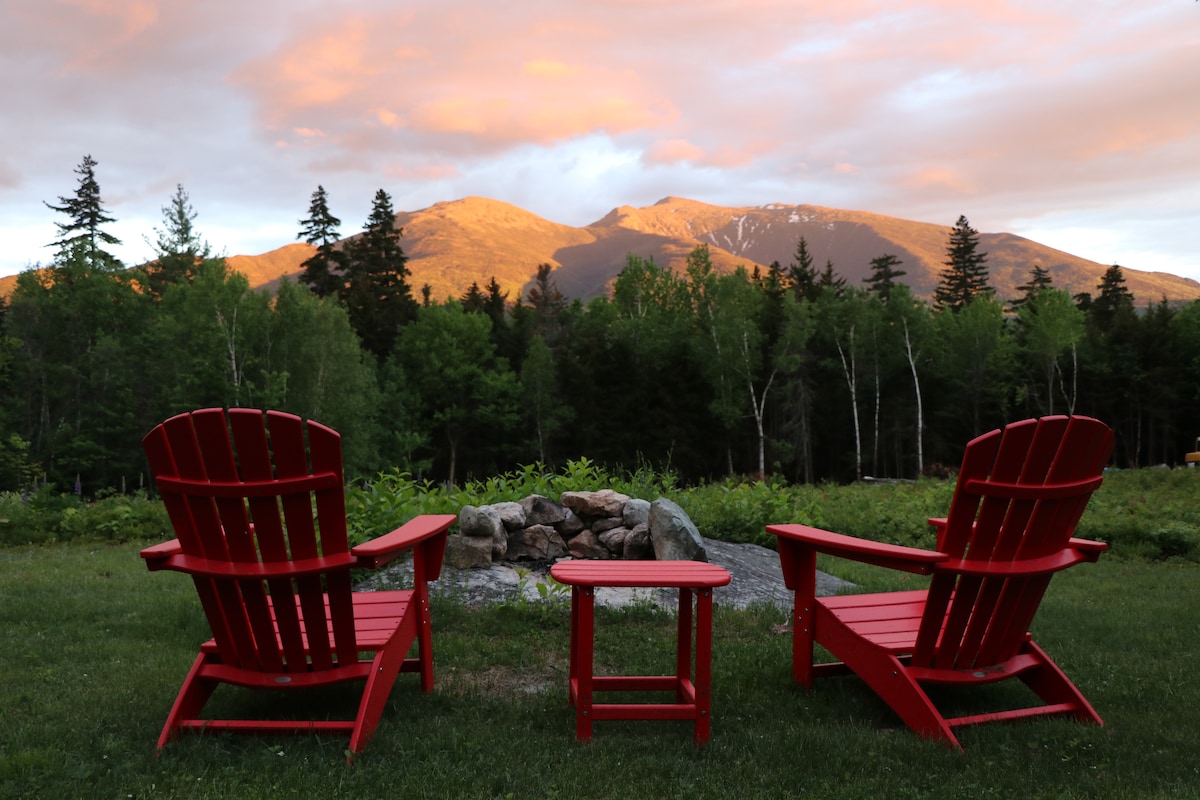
[549,559,731,589]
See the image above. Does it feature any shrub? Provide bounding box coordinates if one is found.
[677,478,827,547]
[0,488,170,546]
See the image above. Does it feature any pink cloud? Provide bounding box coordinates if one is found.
[901,167,979,196]
[2,0,1197,280]
[383,162,461,181]
[644,139,705,165]
[231,7,683,155]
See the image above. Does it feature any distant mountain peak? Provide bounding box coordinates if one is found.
[8,196,1193,305]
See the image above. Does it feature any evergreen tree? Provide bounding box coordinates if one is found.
[1078,264,1140,465]
[787,237,819,302]
[144,184,213,299]
[818,259,846,297]
[1010,263,1054,311]
[482,278,509,330]
[341,188,417,360]
[1091,264,1135,327]
[44,155,122,272]
[297,185,345,298]
[525,263,566,344]
[460,282,486,312]
[933,215,990,312]
[482,277,523,365]
[863,253,907,301]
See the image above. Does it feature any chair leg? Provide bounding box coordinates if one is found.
[1018,639,1103,726]
[158,653,219,751]
[786,547,818,689]
[852,651,961,749]
[415,590,435,694]
[820,621,962,749]
[350,616,419,756]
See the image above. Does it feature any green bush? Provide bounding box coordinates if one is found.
[1071,468,1200,560]
[5,460,1200,563]
[0,488,170,546]
[676,477,826,547]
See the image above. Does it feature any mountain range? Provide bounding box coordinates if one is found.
[7,196,1199,305]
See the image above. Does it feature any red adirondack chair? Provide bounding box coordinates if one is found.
[139,408,456,759]
[769,415,1114,749]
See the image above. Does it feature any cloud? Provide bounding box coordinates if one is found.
[231,7,681,157]
[644,139,705,165]
[0,0,1196,280]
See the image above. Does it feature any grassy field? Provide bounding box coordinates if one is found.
[2,540,1198,799]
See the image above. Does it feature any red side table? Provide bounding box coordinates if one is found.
[548,560,732,745]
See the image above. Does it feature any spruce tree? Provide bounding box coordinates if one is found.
[297,185,345,298]
[144,184,212,299]
[44,154,122,271]
[864,253,906,301]
[1090,263,1135,329]
[460,282,486,312]
[787,236,819,302]
[818,259,846,297]
[341,188,417,360]
[1009,264,1054,311]
[933,215,991,312]
[525,263,566,344]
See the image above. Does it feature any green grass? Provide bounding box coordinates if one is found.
[2,542,1198,799]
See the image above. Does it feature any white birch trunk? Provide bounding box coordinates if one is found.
[902,317,924,477]
[835,325,862,480]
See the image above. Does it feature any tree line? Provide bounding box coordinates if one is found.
[2,156,1198,495]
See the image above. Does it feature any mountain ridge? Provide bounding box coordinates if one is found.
[4,196,1197,305]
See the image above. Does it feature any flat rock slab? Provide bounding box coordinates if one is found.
[364,537,853,610]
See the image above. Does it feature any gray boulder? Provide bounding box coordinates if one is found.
[623,523,653,560]
[446,533,494,570]
[458,504,507,562]
[520,494,567,526]
[598,527,629,557]
[491,501,527,531]
[649,497,706,561]
[622,498,651,528]
[554,507,586,538]
[507,523,568,561]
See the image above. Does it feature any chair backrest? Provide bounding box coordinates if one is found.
[913,416,1115,671]
[143,408,359,675]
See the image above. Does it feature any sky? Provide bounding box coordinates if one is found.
[2,0,1198,281]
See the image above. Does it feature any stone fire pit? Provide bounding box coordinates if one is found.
[448,489,706,570]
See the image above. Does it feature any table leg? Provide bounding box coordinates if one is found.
[567,585,580,707]
[575,586,595,742]
[694,587,714,745]
[675,588,693,703]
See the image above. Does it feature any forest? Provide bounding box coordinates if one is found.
[2,156,1199,496]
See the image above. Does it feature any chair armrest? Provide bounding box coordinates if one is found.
[1068,536,1108,561]
[767,523,947,575]
[351,514,457,571]
[140,538,182,571]
[940,548,1096,577]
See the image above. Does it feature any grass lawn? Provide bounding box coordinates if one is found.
[1,542,1198,799]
